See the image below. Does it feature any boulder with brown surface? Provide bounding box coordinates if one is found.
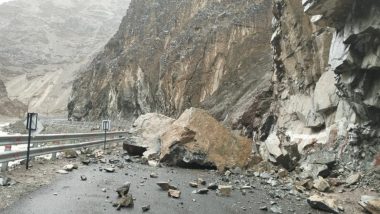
[160,108,252,171]
[123,113,175,158]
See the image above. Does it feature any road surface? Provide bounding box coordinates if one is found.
[0,151,322,214]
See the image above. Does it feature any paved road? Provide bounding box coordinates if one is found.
[1,155,321,214]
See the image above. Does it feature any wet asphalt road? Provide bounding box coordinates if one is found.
[1,155,322,214]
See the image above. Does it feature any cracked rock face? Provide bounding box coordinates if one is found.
[68,0,273,127]
[267,0,379,169]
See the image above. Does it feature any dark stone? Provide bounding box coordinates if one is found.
[207,183,218,190]
[123,142,147,156]
[142,205,150,212]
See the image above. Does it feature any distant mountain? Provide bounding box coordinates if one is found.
[0,0,130,116]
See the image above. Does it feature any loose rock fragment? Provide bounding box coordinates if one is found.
[104,167,115,173]
[150,173,158,178]
[313,176,330,192]
[307,195,339,214]
[193,188,208,194]
[80,175,87,181]
[116,182,131,197]
[156,182,177,191]
[0,177,11,186]
[345,173,361,185]
[207,183,218,190]
[270,205,283,213]
[142,204,150,212]
[359,195,380,214]
[168,189,181,198]
[81,159,90,165]
[63,164,75,171]
[218,185,232,197]
[189,182,198,188]
[113,193,134,210]
[56,170,69,174]
[197,178,206,185]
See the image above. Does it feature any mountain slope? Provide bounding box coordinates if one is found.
[0,0,130,116]
[68,0,273,127]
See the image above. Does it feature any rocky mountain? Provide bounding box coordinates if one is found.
[68,0,273,124]
[69,0,379,170]
[0,0,130,116]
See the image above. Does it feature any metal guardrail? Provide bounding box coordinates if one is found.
[0,138,125,164]
[0,131,127,146]
[0,131,128,172]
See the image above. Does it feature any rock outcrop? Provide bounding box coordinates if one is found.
[266,0,380,170]
[68,0,273,125]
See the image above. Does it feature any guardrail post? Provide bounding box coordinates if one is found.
[51,152,57,160]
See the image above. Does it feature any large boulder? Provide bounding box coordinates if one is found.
[160,108,252,170]
[124,113,175,158]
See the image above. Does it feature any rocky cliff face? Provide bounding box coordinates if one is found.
[68,0,273,124]
[266,0,380,169]
[0,79,26,117]
[0,0,130,115]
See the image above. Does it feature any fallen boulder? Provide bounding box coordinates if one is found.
[160,108,252,170]
[307,195,339,214]
[124,113,175,158]
[359,195,380,214]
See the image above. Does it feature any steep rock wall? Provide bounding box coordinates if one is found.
[68,0,273,126]
[267,0,380,169]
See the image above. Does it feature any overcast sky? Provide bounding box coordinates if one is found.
[0,0,13,5]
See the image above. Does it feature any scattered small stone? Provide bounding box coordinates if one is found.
[313,176,330,192]
[102,188,107,192]
[80,175,87,181]
[99,158,106,163]
[148,160,160,167]
[156,182,177,191]
[197,178,206,185]
[218,185,232,197]
[207,183,218,190]
[242,190,246,196]
[270,205,282,213]
[345,173,361,186]
[81,159,90,165]
[307,194,339,214]
[150,173,158,178]
[241,185,252,190]
[259,206,268,211]
[113,193,134,210]
[195,188,208,194]
[277,169,288,178]
[116,182,131,197]
[241,206,247,211]
[0,177,11,186]
[56,170,69,174]
[189,182,198,188]
[225,170,232,177]
[63,164,75,171]
[124,155,133,162]
[53,193,58,196]
[168,189,181,198]
[142,204,150,212]
[260,172,272,179]
[104,167,115,173]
